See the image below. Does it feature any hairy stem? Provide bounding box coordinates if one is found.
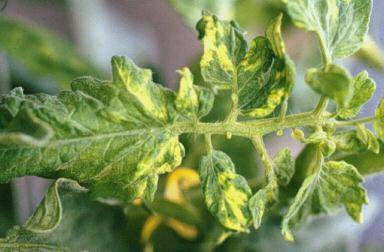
[312,96,329,117]
[251,135,273,175]
[334,116,377,127]
[174,111,329,138]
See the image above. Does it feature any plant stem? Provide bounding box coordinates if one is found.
[251,135,273,174]
[204,134,213,155]
[312,96,329,117]
[316,32,331,66]
[334,116,377,127]
[174,111,328,138]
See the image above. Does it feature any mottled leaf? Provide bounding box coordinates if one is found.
[199,150,252,232]
[239,14,295,118]
[0,56,185,203]
[285,0,372,59]
[282,161,368,242]
[175,68,214,120]
[306,64,353,108]
[0,17,99,91]
[248,179,278,229]
[196,12,247,87]
[273,148,295,186]
[337,71,376,119]
[334,130,367,153]
[356,125,380,154]
[374,98,384,142]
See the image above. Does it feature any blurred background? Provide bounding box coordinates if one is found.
[0,0,384,251]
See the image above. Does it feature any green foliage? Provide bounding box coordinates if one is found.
[282,160,368,242]
[337,71,376,119]
[374,98,384,142]
[306,64,353,108]
[285,0,372,60]
[0,0,383,249]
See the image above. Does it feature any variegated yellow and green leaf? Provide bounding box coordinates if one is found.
[374,98,384,143]
[199,150,252,232]
[175,67,214,120]
[285,0,372,60]
[282,160,368,242]
[337,71,376,119]
[197,13,295,118]
[239,15,295,118]
[0,56,186,203]
[306,64,354,108]
[196,12,247,87]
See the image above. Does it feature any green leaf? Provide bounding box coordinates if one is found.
[199,150,252,232]
[338,142,384,176]
[175,68,214,120]
[1,182,132,251]
[282,161,368,242]
[197,13,295,118]
[0,56,186,203]
[356,125,380,154]
[25,179,87,233]
[248,179,278,229]
[285,0,372,60]
[0,17,99,91]
[337,71,376,119]
[249,148,294,229]
[374,98,384,142]
[273,148,295,186]
[196,12,247,87]
[239,14,296,118]
[334,130,368,153]
[306,64,353,108]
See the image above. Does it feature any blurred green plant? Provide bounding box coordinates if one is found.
[0,17,99,93]
[0,0,384,251]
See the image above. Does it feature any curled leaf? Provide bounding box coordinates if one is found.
[25,179,87,233]
[306,64,353,108]
[337,71,376,119]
